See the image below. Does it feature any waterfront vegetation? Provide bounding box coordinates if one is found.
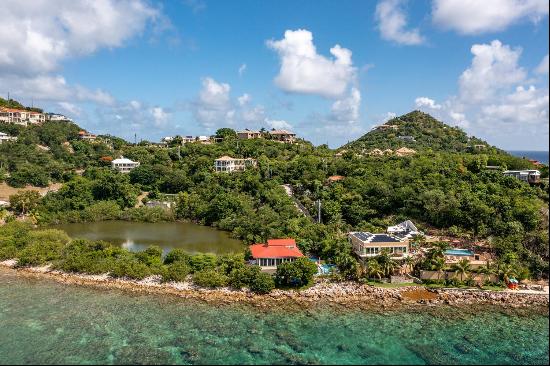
[1,110,549,286]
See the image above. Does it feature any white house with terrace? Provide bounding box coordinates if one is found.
[214,156,257,172]
[348,232,410,260]
[111,157,140,173]
[0,132,17,144]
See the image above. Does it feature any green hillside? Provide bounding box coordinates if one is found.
[344,110,491,153]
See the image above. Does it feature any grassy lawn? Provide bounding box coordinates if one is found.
[365,281,421,288]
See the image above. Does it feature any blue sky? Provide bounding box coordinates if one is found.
[1,0,548,149]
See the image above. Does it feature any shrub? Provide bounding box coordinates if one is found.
[217,253,246,275]
[135,245,163,267]
[189,254,217,273]
[16,229,70,267]
[110,255,151,280]
[0,246,18,260]
[162,261,190,282]
[164,249,191,265]
[228,265,261,289]
[193,269,228,288]
[249,272,275,294]
[81,201,122,222]
[120,206,174,223]
[275,257,318,288]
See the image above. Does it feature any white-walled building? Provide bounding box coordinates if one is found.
[348,232,410,260]
[0,108,45,125]
[0,132,17,144]
[214,156,257,172]
[112,157,140,173]
[503,170,541,184]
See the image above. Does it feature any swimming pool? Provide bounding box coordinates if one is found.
[444,249,474,256]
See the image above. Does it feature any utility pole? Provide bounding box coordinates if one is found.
[316,199,322,224]
[134,133,137,145]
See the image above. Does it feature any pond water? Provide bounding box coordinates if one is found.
[52,220,244,254]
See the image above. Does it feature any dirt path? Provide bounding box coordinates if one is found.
[135,191,149,208]
[0,182,62,201]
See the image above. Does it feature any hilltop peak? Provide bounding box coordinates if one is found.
[342,111,490,153]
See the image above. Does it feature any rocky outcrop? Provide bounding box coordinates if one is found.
[1,263,548,309]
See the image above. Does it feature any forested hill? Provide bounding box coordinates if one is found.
[342,110,492,153]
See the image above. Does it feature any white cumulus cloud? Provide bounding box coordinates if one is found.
[266,29,357,98]
[432,0,549,35]
[458,40,526,103]
[414,39,549,147]
[238,64,247,76]
[375,0,425,45]
[415,97,442,109]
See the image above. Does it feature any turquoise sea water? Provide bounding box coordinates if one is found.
[507,151,549,165]
[0,269,548,365]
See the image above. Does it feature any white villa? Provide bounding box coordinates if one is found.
[238,129,262,140]
[0,132,17,144]
[214,156,257,172]
[503,170,541,184]
[112,157,140,173]
[0,108,45,125]
[348,232,410,260]
[387,220,422,239]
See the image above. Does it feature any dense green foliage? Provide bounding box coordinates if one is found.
[2,108,548,278]
[274,257,319,288]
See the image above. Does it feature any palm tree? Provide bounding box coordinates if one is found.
[498,263,517,284]
[377,249,397,277]
[432,256,446,281]
[428,241,451,260]
[403,256,415,274]
[366,260,384,281]
[452,259,471,282]
[477,262,494,286]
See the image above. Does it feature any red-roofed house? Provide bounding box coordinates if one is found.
[249,238,304,270]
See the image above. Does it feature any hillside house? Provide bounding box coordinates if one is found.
[46,113,72,122]
[348,232,410,260]
[214,156,257,172]
[398,135,416,142]
[443,249,492,270]
[79,130,97,141]
[375,124,398,131]
[387,220,422,240]
[249,239,304,271]
[112,157,140,173]
[0,132,17,144]
[198,135,211,144]
[327,175,345,183]
[503,170,541,184]
[0,108,45,125]
[269,129,296,143]
[395,147,416,156]
[238,129,262,139]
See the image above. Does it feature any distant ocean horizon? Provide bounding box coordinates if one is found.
[507,150,549,165]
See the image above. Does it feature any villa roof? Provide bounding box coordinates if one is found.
[112,157,138,164]
[216,155,236,161]
[269,129,295,135]
[350,232,403,243]
[327,175,345,182]
[250,238,304,259]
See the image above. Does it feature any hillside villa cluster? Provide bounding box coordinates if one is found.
[161,128,297,146]
[0,108,71,126]
[249,220,493,279]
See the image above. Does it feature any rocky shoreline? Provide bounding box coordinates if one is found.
[1,261,548,311]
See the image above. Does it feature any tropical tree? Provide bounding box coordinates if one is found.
[376,249,397,277]
[432,256,446,281]
[428,241,451,260]
[9,190,41,215]
[452,258,471,282]
[366,259,384,281]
